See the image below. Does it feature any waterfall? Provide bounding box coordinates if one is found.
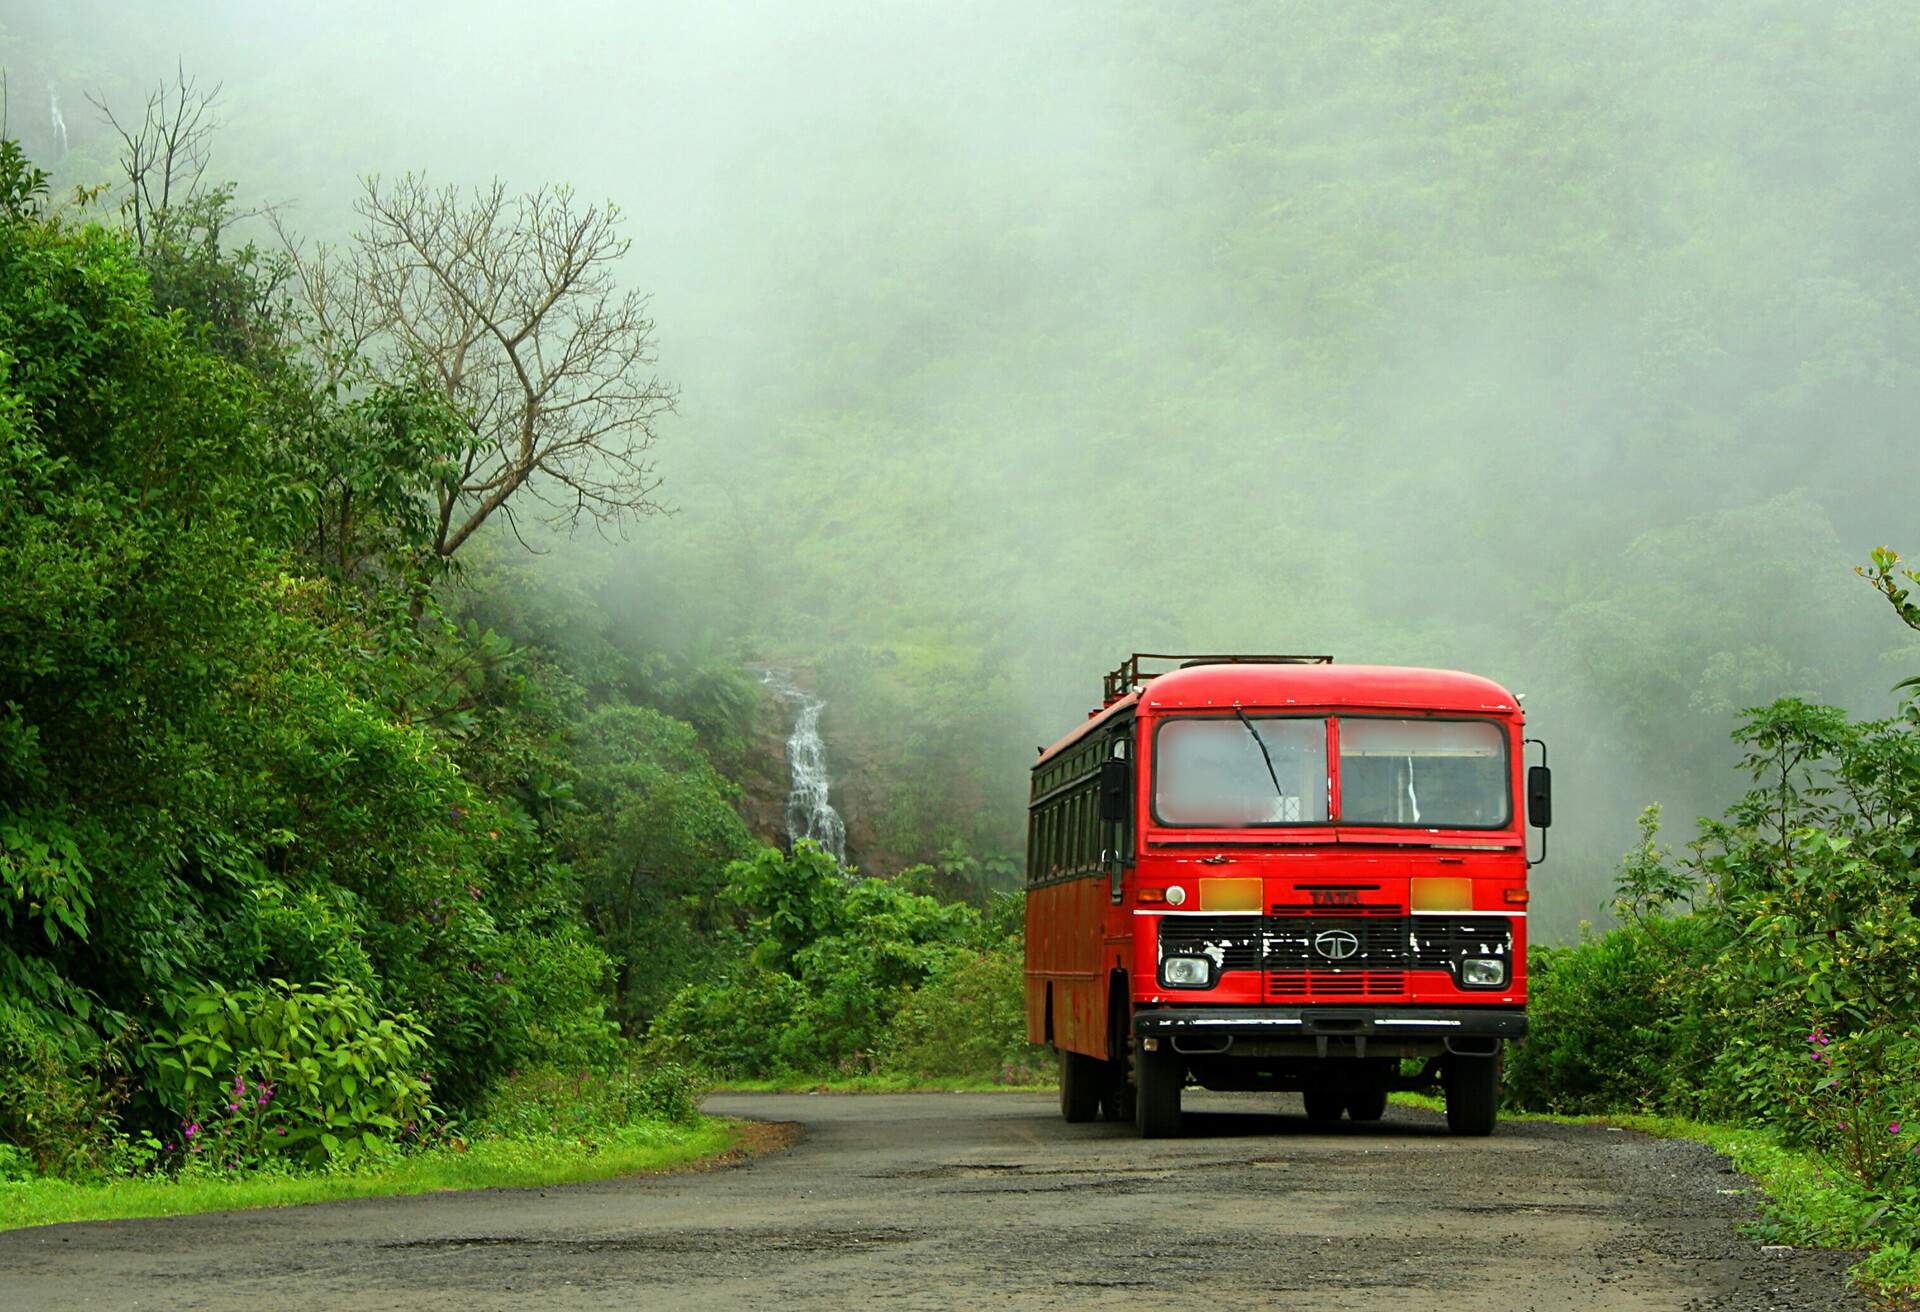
[48,84,68,160]
[758,669,847,865]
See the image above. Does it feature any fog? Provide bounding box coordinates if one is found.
[12,1,1918,934]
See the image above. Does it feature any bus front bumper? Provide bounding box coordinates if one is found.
[1133,1006,1527,1042]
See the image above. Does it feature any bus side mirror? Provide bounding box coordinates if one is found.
[1099,759,1129,823]
[1527,765,1552,829]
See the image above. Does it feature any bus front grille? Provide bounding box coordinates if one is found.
[1158,915,1511,980]
[1267,970,1407,998]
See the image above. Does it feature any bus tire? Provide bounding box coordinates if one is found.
[1134,1048,1183,1138]
[1345,1084,1389,1122]
[1060,1050,1104,1123]
[1444,1054,1499,1137]
[1301,1085,1345,1123]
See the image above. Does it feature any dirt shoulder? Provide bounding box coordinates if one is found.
[0,1092,1866,1310]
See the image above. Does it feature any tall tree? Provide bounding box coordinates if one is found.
[290,175,676,562]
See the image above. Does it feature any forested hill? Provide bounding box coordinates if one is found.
[8,1,1920,930]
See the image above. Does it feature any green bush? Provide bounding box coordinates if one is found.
[648,967,807,1078]
[0,999,135,1178]
[144,979,434,1169]
[469,1058,704,1138]
[882,945,1050,1083]
[1515,690,1920,1257]
[644,845,1011,1078]
[490,927,623,1072]
[1504,915,1718,1115]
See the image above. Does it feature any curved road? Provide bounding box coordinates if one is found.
[0,1092,1866,1310]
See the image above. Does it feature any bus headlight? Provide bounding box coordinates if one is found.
[1161,956,1212,988]
[1460,957,1506,988]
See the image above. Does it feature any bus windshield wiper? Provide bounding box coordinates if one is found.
[1234,707,1286,805]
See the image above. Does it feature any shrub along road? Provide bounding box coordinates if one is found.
[0,1092,1867,1310]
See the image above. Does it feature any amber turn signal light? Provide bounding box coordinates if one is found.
[1137,888,1167,904]
[1504,888,1530,906]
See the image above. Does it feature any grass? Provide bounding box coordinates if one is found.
[1393,1094,1920,1306]
[0,1116,739,1232]
[712,1073,1053,1094]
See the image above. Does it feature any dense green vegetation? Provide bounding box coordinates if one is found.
[0,128,1037,1204]
[646,842,1042,1084]
[1506,561,1920,1297]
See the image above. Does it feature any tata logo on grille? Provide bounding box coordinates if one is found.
[1312,930,1360,961]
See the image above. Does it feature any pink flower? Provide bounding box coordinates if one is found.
[1891,1122,1903,1135]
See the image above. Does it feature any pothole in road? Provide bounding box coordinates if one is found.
[874,1157,1295,1181]
[380,1227,925,1255]
[1449,1202,1618,1217]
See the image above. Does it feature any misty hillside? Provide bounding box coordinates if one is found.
[9,1,1919,934]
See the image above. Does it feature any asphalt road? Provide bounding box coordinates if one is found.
[0,1092,1869,1310]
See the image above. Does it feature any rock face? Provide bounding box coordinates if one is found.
[820,735,915,878]
[733,692,793,852]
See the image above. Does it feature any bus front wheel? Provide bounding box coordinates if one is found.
[1443,1053,1500,1136]
[1134,1046,1183,1138]
[1059,1049,1106,1123]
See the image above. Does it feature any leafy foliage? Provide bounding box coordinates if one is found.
[144,980,434,1168]
[1511,608,1920,1261]
[648,843,1041,1081]
[882,944,1048,1084]
[0,151,704,1178]
[470,1058,704,1139]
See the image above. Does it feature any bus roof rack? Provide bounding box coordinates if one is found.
[1102,652,1334,706]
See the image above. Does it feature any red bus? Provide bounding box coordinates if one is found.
[1024,654,1551,1137]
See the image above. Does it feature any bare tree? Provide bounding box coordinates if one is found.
[89,67,222,250]
[291,174,676,561]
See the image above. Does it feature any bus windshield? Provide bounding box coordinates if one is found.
[1153,717,1329,826]
[1337,717,1509,828]
[1151,715,1511,830]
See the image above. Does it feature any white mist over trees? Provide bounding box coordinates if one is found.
[11,0,1918,933]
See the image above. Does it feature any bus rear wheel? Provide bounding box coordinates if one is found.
[1443,1053,1500,1136]
[1134,1046,1183,1138]
[1345,1084,1389,1122]
[1059,1049,1106,1123]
